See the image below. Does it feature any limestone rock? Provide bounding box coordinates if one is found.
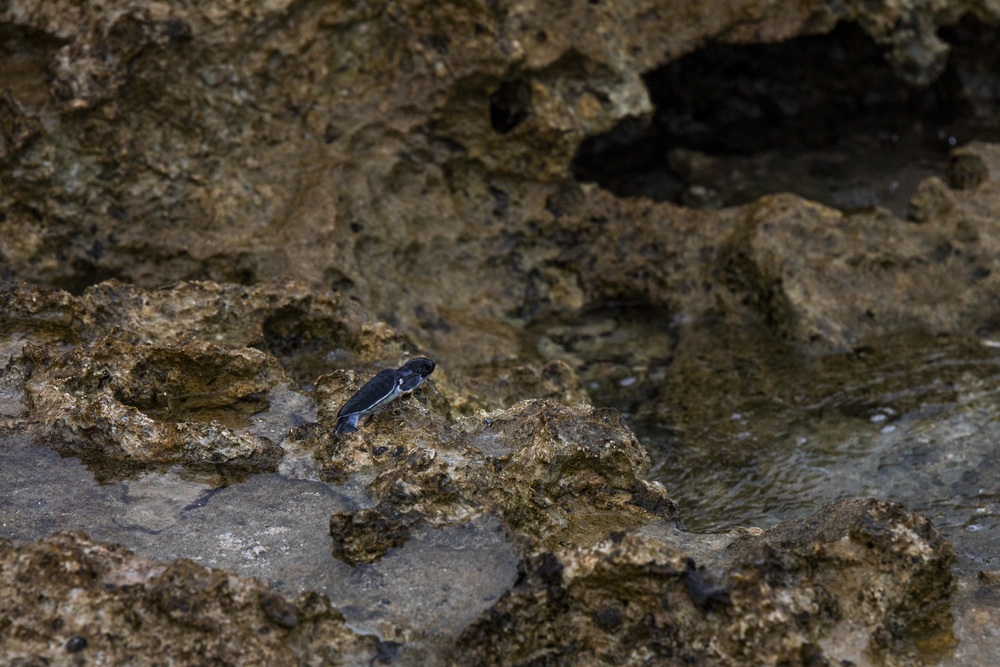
[320,399,679,565]
[2,280,416,466]
[460,499,955,666]
[22,333,284,466]
[0,532,380,666]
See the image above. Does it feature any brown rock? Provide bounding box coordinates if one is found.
[23,333,284,466]
[322,399,679,565]
[0,532,379,666]
[1,0,992,360]
[459,499,955,666]
[717,192,1000,347]
[2,280,417,467]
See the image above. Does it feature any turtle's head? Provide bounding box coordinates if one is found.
[400,357,436,379]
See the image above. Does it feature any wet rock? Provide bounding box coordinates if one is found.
[0,532,379,666]
[0,0,995,662]
[1,280,417,467]
[460,499,955,666]
[731,500,956,645]
[320,399,679,565]
[333,514,519,652]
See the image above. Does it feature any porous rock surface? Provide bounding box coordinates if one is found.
[3,0,1000,358]
[0,532,381,666]
[1,0,995,664]
[316,399,679,564]
[0,282,961,665]
[5,280,410,466]
[461,499,954,667]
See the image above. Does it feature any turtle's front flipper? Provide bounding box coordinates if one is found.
[399,373,426,392]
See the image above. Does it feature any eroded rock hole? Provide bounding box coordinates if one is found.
[261,306,356,386]
[116,350,270,426]
[489,78,532,134]
[572,20,1000,216]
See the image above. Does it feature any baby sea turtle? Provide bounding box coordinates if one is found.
[334,357,436,434]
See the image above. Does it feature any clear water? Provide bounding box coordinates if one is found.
[639,330,1000,574]
[556,316,1000,575]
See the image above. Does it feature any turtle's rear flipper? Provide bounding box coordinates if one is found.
[334,414,360,434]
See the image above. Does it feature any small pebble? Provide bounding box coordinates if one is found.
[66,636,88,653]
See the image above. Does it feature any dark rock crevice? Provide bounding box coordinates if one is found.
[572,19,1000,215]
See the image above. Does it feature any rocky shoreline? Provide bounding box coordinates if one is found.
[4,0,1000,663]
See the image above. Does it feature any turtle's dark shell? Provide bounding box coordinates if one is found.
[337,368,401,421]
[334,358,436,434]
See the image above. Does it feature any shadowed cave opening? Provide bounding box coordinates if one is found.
[571,20,1000,217]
